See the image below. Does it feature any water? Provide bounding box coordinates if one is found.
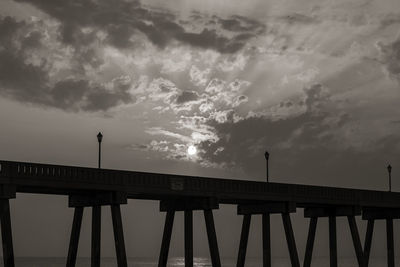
[0,257,392,267]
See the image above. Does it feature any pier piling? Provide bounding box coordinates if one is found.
[159,198,220,267]
[0,199,15,267]
[66,207,83,267]
[237,202,298,267]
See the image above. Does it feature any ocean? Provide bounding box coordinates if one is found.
[2,257,392,267]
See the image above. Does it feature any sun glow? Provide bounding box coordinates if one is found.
[187,145,197,156]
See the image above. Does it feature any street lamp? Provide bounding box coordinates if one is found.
[387,164,392,192]
[97,132,103,169]
[264,151,269,183]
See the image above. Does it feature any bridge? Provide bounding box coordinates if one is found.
[0,160,399,267]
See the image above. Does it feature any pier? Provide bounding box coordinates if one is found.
[0,160,399,267]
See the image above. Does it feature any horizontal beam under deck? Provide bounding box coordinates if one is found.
[1,160,400,208]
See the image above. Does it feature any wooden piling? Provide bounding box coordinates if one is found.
[111,204,127,267]
[66,207,84,267]
[329,216,337,267]
[363,219,374,267]
[303,217,318,267]
[91,206,101,267]
[184,210,193,267]
[262,213,271,267]
[386,219,394,267]
[204,209,221,267]
[237,215,251,267]
[0,199,14,267]
[282,213,300,267]
[158,211,175,267]
[347,216,365,267]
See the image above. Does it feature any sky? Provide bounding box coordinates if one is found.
[0,0,400,260]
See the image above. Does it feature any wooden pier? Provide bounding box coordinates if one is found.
[0,160,399,267]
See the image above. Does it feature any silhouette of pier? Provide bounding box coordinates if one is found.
[0,160,399,267]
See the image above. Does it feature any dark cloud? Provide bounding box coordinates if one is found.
[380,14,400,28]
[377,37,400,83]
[194,84,399,187]
[218,15,266,34]
[14,0,264,53]
[0,16,49,104]
[177,29,247,53]
[176,91,198,104]
[0,15,134,112]
[21,30,43,49]
[52,78,133,111]
[197,85,346,177]
[280,13,318,25]
[0,49,49,104]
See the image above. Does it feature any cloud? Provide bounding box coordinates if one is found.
[279,13,319,25]
[218,15,266,33]
[194,84,348,174]
[377,37,400,83]
[0,15,136,112]
[15,0,265,54]
[189,65,210,86]
[380,14,400,28]
[0,16,49,104]
[53,78,134,112]
[146,127,192,143]
[176,91,199,104]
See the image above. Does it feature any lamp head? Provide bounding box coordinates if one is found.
[97,132,103,143]
[264,151,269,160]
[387,164,392,173]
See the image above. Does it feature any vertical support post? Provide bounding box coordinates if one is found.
[363,219,374,267]
[347,216,365,267]
[158,211,175,267]
[329,216,337,267]
[66,207,84,267]
[281,213,300,267]
[91,206,101,267]
[204,210,221,267]
[0,199,14,267]
[111,204,127,267]
[262,213,271,267]
[237,214,251,267]
[386,219,394,267]
[303,217,318,267]
[184,210,193,267]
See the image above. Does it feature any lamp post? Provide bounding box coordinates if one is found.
[387,164,392,192]
[264,151,269,183]
[97,132,103,169]
[93,132,103,267]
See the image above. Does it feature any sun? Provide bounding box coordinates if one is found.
[187,145,197,156]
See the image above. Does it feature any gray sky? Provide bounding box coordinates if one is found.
[0,0,400,260]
